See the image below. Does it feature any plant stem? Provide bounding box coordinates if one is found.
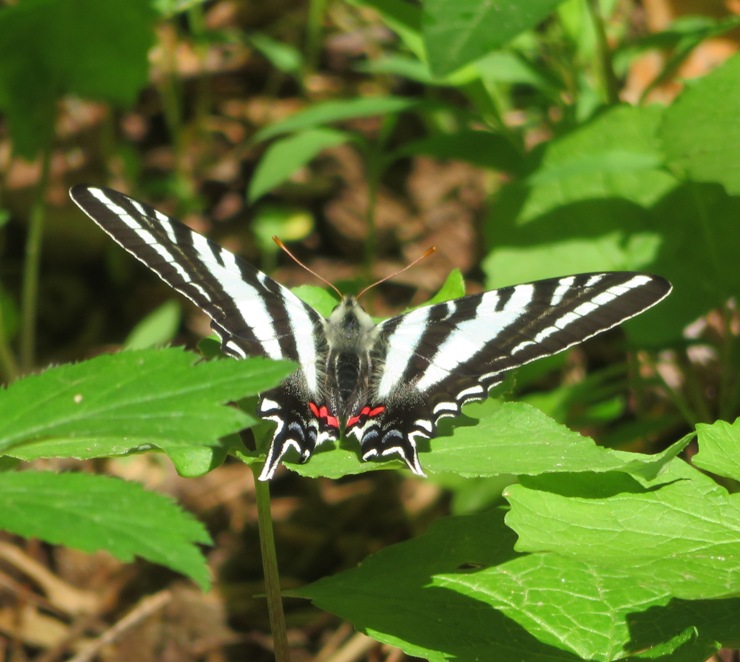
[20,142,53,372]
[305,0,327,77]
[253,468,291,661]
[0,299,19,381]
[587,0,619,105]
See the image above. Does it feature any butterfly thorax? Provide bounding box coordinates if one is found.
[323,296,379,420]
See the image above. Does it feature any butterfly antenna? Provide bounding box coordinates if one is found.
[273,236,343,298]
[356,246,437,301]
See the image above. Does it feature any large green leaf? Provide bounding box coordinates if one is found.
[505,459,740,600]
[661,52,740,195]
[293,501,738,660]
[1,348,294,474]
[0,471,212,590]
[284,401,687,481]
[291,509,581,661]
[483,104,679,345]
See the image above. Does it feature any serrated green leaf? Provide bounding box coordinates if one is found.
[504,460,740,600]
[249,128,352,202]
[0,349,294,463]
[661,52,740,194]
[693,418,740,482]
[0,471,211,589]
[285,401,686,481]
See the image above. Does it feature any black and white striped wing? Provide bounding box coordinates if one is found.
[69,185,329,479]
[348,273,671,475]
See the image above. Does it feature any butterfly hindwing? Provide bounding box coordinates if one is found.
[348,273,671,475]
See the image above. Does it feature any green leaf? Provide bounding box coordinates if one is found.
[437,553,674,660]
[394,130,524,174]
[424,269,466,305]
[648,184,740,345]
[423,0,564,77]
[0,471,211,590]
[693,418,740,482]
[291,285,339,318]
[249,128,352,202]
[483,104,678,345]
[505,459,740,600]
[661,52,740,194]
[248,32,303,76]
[0,0,156,158]
[291,509,577,660]
[0,348,294,465]
[286,401,687,481]
[124,300,181,349]
[294,480,739,660]
[251,97,431,143]
[436,550,736,661]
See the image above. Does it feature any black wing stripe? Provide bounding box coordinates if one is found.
[70,186,323,390]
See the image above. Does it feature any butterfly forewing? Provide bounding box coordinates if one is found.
[71,185,671,480]
[69,185,331,479]
[348,273,671,475]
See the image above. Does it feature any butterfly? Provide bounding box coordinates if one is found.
[70,185,671,480]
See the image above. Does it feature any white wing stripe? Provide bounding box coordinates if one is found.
[550,276,575,306]
[376,306,431,397]
[285,301,318,390]
[414,285,534,391]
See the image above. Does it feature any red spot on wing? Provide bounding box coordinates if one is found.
[347,404,386,429]
[309,402,340,429]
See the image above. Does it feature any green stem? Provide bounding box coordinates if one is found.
[0,298,19,381]
[587,0,619,105]
[253,468,291,662]
[689,183,731,418]
[305,0,327,77]
[20,142,53,371]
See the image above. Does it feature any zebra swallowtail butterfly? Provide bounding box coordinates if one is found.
[70,185,671,481]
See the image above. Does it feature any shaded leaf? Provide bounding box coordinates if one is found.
[0,471,211,589]
[661,52,740,194]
